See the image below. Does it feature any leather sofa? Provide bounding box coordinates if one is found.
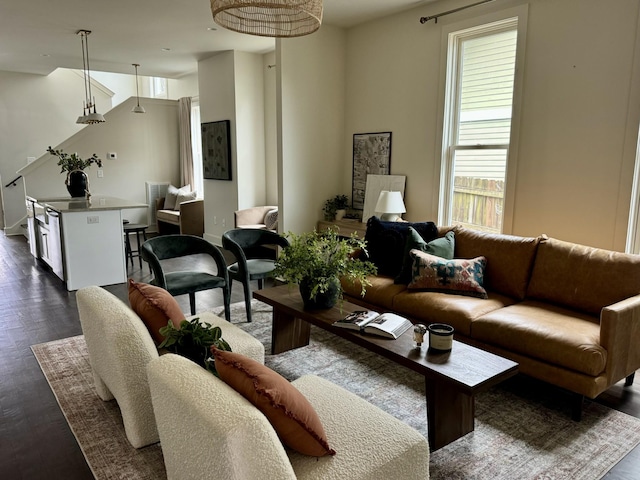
[155,197,204,237]
[147,353,430,480]
[342,225,640,417]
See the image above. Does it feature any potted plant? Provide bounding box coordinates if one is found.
[274,228,377,310]
[323,194,349,221]
[47,146,102,197]
[158,318,232,374]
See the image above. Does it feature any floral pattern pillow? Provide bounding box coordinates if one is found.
[408,250,488,299]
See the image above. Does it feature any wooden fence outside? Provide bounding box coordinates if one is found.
[451,177,504,233]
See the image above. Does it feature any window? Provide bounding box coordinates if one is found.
[150,77,167,98]
[439,18,519,233]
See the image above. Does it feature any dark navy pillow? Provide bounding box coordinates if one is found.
[364,216,438,277]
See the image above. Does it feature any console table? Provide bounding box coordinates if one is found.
[316,218,367,238]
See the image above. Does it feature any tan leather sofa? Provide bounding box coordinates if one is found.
[342,225,640,418]
[155,197,204,237]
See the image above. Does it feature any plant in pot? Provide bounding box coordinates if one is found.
[323,194,349,221]
[274,228,377,310]
[47,146,102,198]
[158,318,232,374]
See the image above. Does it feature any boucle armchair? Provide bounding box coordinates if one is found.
[76,285,265,448]
[147,353,430,480]
[235,205,278,230]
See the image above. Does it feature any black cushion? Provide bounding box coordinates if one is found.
[364,216,438,277]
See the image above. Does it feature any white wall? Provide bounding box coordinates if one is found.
[20,98,180,226]
[169,72,199,99]
[278,25,347,234]
[344,0,640,250]
[0,69,112,230]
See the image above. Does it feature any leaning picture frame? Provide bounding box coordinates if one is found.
[352,132,392,210]
[202,120,232,181]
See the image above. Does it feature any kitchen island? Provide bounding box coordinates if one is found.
[26,195,147,291]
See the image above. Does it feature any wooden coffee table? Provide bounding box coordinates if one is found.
[253,285,518,450]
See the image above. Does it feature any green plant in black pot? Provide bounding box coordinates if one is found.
[323,194,349,220]
[274,228,377,310]
[158,318,232,373]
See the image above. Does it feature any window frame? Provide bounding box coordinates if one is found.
[434,5,528,233]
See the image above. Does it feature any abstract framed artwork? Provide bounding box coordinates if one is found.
[202,120,232,181]
[352,132,392,210]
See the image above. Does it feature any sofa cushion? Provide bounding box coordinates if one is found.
[156,208,181,225]
[395,228,455,284]
[341,275,407,310]
[454,227,540,300]
[212,348,335,457]
[264,209,279,230]
[471,300,607,376]
[392,289,516,337]
[164,184,180,210]
[364,216,438,277]
[408,250,488,299]
[526,237,640,316]
[128,279,185,344]
[175,189,197,210]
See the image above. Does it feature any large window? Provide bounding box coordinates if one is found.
[190,98,204,197]
[440,18,519,233]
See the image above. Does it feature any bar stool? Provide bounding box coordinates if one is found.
[124,223,149,271]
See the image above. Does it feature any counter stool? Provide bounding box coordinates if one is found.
[124,223,149,271]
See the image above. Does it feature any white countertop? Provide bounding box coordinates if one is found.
[27,195,147,213]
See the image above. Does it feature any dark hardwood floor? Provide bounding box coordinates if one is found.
[0,233,638,479]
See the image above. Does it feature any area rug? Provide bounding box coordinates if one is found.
[32,300,640,480]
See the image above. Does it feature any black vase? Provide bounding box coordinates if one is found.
[299,276,341,310]
[66,170,88,198]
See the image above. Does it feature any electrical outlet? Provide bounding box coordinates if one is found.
[222,218,226,227]
[213,216,217,225]
[107,152,117,160]
[97,169,104,178]
[87,216,99,224]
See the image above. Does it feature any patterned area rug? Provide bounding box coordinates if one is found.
[33,300,640,480]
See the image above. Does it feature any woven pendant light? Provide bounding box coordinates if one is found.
[210,0,323,38]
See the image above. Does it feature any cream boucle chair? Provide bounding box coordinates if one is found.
[147,353,430,480]
[76,286,265,449]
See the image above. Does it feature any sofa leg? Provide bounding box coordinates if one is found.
[625,372,636,387]
[571,394,584,421]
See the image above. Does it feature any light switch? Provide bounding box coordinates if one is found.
[107,152,117,160]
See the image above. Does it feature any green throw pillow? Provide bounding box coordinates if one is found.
[395,228,455,284]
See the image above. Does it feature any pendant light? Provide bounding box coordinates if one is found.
[131,64,146,114]
[76,30,105,125]
[210,0,323,38]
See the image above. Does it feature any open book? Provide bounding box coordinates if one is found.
[334,310,412,339]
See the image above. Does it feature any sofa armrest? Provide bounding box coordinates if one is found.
[179,199,204,237]
[235,206,277,228]
[600,294,640,384]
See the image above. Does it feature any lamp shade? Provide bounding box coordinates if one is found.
[375,191,406,221]
[210,0,323,38]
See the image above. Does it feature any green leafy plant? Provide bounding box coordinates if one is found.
[274,228,377,303]
[323,194,349,220]
[158,318,232,373]
[47,146,102,173]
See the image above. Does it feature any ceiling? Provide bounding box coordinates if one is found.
[0,0,437,78]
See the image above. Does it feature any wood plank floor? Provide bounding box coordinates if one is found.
[0,233,638,479]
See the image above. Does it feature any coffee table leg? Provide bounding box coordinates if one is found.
[425,378,475,450]
[271,308,311,354]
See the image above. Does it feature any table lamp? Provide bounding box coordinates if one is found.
[375,190,406,221]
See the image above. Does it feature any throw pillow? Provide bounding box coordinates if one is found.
[174,189,197,210]
[264,208,278,230]
[364,216,438,277]
[395,229,455,284]
[407,250,488,299]
[212,348,336,457]
[128,279,186,344]
[163,184,180,210]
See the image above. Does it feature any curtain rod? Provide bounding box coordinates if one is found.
[419,0,496,24]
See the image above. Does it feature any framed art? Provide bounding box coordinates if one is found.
[352,132,392,210]
[202,120,232,181]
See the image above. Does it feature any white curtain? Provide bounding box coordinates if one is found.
[178,97,194,189]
